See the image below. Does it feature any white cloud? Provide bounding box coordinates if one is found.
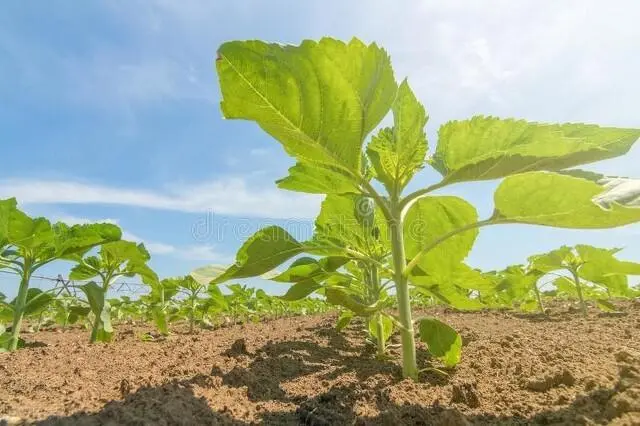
[46,214,226,260]
[52,215,119,226]
[121,231,177,255]
[179,245,228,262]
[0,177,321,219]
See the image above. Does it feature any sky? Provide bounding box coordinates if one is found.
[1,0,640,297]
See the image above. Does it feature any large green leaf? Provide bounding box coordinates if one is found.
[494,172,640,228]
[404,196,478,275]
[367,80,428,193]
[217,38,397,190]
[431,116,640,183]
[418,317,462,367]
[576,245,640,277]
[591,274,633,297]
[212,226,303,284]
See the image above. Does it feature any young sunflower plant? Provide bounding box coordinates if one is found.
[0,198,121,351]
[213,37,640,379]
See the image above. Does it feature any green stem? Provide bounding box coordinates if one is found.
[399,180,448,213]
[89,272,114,343]
[389,202,418,380]
[375,313,386,357]
[189,296,196,333]
[533,284,545,314]
[90,315,100,342]
[571,270,587,316]
[9,263,32,351]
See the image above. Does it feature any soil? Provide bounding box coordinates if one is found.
[1,304,640,425]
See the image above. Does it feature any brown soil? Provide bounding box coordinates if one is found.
[1,305,640,425]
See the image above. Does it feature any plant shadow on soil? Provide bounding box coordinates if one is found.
[24,322,634,426]
[29,371,624,425]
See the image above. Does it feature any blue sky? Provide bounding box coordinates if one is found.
[1,1,639,297]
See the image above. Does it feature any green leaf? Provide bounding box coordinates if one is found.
[496,266,541,301]
[432,116,640,183]
[418,317,462,367]
[212,226,303,284]
[152,307,169,335]
[368,313,394,344]
[411,279,485,311]
[367,80,428,193]
[313,194,389,257]
[190,264,228,285]
[529,246,574,272]
[325,287,381,316]
[596,299,618,312]
[553,276,578,297]
[69,262,99,280]
[217,38,397,187]
[68,306,90,324]
[494,172,640,228]
[280,279,322,301]
[0,332,24,352]
[591,274,632,298]
[207,284,229,310]
[404,196,478,275]
[272,257,321,282]
[80,282,113,342]
[19,289,54,316]
[577,245,640,276]
[336,311,353,332]
[519,299,540,313]
[277,163,361,194]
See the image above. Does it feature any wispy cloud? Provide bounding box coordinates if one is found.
[1,177,320,219]
[121,230,177,255]
[50,214,228,260]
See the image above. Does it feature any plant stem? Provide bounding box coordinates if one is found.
[571,270,587,316]
[375,313,386,357]
[9,263,32,351]
[90,316,100,342]
[389,202,418,380]
[533,284,545,314]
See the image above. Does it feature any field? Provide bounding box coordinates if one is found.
[2,304,639,425]
[3,35,640,426]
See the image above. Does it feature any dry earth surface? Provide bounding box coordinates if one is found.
[1,304,640,425]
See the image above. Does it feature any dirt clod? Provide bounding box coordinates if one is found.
[525,368,576,392]
[450,381,480,408]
